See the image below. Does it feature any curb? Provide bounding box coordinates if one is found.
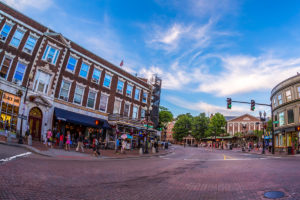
[101,150,174,160]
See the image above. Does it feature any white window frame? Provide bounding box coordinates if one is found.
[278,94,282,105]
[22,34,38,55]
[142,92,148,103]
[79,62,90,79]
[34,70,51,94]
[285,90,292,102]
[73,85,85,105]
[99,93,109,113]
[66,56,77,73]
[279,111,285,126]
[87,90,97,109]
[141,108,146,119]
[273,97,277,107]
[117,80,124,94]
[135,88,140,100]
[42,44,60,65]
[123,103,131,117]
[9,29,25,48]
[59,80,71,101]
[103,74,112,89]
[12,61,27,85]
[91,68,101,84]
[0,55,13,80]
[0,23,13,42]
[132,106,138,119]
[113,99,122,114]
[126,84,133,97]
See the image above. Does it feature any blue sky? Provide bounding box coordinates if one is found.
[5,0,300,117]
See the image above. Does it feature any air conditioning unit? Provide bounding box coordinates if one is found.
[47,58,52,63]
[24,48,32,54]
[0,35,6,41]
[91,78,98,83]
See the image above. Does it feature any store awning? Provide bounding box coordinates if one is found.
[54,107,109,128]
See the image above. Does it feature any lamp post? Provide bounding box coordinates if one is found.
[255,122,260,148]
[259,111,267,154]
[18,72,33,144]
[144,106,152,154]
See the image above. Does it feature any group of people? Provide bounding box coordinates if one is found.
[44,129,101,157]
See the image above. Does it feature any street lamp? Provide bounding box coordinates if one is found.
[18,72,33,144]
[259,111,267,154]
[144,106,152,154]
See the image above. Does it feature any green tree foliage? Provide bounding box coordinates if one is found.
[158,106,173,129]
[206,113,227,137]
[191,113,209,140]
[267,119,272,131]
[173,114,192,141]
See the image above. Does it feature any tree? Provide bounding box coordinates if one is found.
[206,113,227,137]
[191,113,209,140]
[267,119,272,131]
[173,114,192,141]
[158,107,173,129]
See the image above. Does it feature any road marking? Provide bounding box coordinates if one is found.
[0,152,32,163]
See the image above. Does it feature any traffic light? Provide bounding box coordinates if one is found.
[250,100,255,111]
[227,98,232,109]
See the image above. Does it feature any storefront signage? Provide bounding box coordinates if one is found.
[273,121,279,124]
[2,92,20,106]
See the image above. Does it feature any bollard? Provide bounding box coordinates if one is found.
[28,135,32,146]
[152,147,156,154]
[139,147,143,155]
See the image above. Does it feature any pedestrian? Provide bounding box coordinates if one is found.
[59,133,64,149]
[47,129,53,148]
[76,131,84,153]
[121,140,126,154]
[116,138,120,153]
[25,128,30,144]
[92,137,100,157]
[65,131,71,151]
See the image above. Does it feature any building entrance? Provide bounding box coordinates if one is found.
[29,107,42,141]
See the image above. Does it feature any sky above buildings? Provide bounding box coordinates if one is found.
[5,0,300,117]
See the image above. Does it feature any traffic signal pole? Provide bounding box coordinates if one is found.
[226,99,274,154]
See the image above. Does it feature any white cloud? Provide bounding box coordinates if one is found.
[2,0,53,11]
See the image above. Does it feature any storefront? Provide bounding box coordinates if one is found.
[274,128,299,154]
[0,90,21,138]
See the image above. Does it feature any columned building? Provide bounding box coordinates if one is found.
[0,2,159,142]
[226,114,262,136]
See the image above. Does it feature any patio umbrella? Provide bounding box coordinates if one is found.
[121,134,127,139]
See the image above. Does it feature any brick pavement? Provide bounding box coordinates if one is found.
[1,146,300,200]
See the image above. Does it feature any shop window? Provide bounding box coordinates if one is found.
[123,103,130,117]
[34,71,51,94]
[13,62,27,84]
[0,23,12,41]
[142,92,148,103]
[0,56,13,79]
[23,36,37,54]
[66,56,77,72]
[92,68,101,83]
[279,112,285,126]
[287,134,292,147]
[42,45,60,65]
[74,86,84,105]
[99,94,108,112]
[126,85,133,97]
[113,99,122,114]
[59,80,71,101]
[117,80,124,94]
[10,29,24,48]
[103,74,112,88]
[87,91,96,108]
[79,62,89,78]
[286,90,292,102]
[132,106,138,119]
[287,109,294,124]
[278,94,282,105]
[135,88,140,100]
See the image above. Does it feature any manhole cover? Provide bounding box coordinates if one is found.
[264,191,285,199]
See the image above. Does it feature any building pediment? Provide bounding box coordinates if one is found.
[44,32,71,48]
[28,95,52,107]
[227,114,259,122]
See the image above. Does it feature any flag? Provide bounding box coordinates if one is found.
[120,60,124,67]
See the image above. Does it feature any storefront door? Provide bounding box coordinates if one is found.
[29,107,42,141]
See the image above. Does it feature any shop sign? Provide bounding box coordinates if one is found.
[273,121,279,124]
[2,92,20,106]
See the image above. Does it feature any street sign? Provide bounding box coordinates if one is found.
[273,121,279,124]
[18,114,27,120]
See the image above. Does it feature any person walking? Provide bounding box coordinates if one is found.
[59,133,64,149]
[46,129,53,148]
[65,131,71,151]
[76,131,84,153]
[92,137,100,157]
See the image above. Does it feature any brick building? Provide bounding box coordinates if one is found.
[166,121,175,143]
[0,2,158,143]
[226,114,262,136]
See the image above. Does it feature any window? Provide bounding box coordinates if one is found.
[103,74,112,88]
[92,68,101,83]
[273,97,277,107]
[286,90,292,102]
[74,86,84,105]
[0,56,13,79]
[42,45,60,64]
[66,56,77,72]
[113,99,122,114]
[13,62,27,84]
[23,36,37,54]
[126,85,133,97]
[132,106,138,119]
[10,29,24,47]
[287,109,294,124]
[117,80,124,93]
[141,109,146,119]
[87,91,96,108]
[0,24,12,41]
[123,103,130,117]
[142,92,148,103]
[279,112,285,126]
[59,81,71,101]
[99,94,108,112]
[79,62,89,78]
[135,88,140,100]
[34,71,51,94]
[278,94,282,105]
[298,87,300,98]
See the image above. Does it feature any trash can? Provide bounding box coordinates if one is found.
[287,147,292,155]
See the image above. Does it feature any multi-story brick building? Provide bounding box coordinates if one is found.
[0,2,158,143]
[166,121,175,143]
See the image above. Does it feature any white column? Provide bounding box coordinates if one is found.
[238,122,240,132]
[233,123,235,135]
